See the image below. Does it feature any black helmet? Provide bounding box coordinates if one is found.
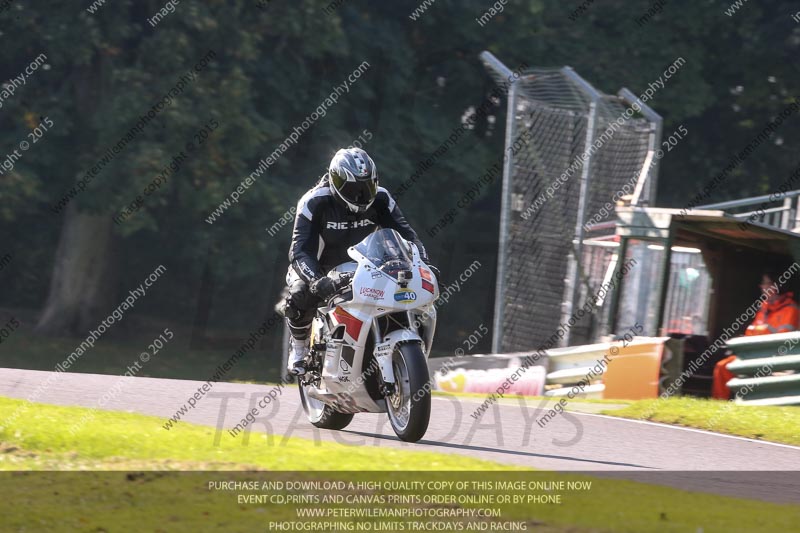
[328,147,378,213]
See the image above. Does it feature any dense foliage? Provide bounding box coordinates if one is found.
[1,0,798,355]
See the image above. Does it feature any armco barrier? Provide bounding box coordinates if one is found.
[726,332,800,406]
[545,337,682,399]
[428,337,684,400]
[544,341,611,399]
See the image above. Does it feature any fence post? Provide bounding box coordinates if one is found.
[563,101,596,346]
[561,67,602,346]
[491,81,517,353]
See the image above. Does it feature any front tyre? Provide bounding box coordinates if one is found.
[298,381,354,430]
[386,342,431,442]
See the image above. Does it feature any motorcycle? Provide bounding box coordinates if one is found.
[297,228,439,442]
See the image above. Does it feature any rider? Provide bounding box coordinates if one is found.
[283,147,434,375]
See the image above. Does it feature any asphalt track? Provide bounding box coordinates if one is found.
[1,368,799,504]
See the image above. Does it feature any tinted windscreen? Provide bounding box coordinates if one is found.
[354,229,413,278]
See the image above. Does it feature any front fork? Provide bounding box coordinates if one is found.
[371,312,427,397]
[372,319,397,396]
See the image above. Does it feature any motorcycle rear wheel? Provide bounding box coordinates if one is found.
[298,380,354,430]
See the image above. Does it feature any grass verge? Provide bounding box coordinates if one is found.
[0,396,506,471]
[0,396,799,532]
[602,396,800,446]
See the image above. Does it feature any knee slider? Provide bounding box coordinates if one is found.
[279,295,302,320]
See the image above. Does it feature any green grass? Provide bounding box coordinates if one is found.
[0,396,507,471]
[602,397,800,446]
[1,397,800,532]
[4,469,800,533]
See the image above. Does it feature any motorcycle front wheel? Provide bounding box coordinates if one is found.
[386,342,431,442]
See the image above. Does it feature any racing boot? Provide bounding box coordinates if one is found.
[287,336,310,376]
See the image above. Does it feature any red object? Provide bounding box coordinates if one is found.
[745,292,800,336]
[333,307,363,340]
[712,354,738,400]
[420,267,435,292]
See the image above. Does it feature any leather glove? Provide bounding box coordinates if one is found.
[309,276,336,300]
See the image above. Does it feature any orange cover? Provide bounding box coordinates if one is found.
[603,341,664,399]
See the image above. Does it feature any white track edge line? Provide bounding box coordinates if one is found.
[431,396,800,451]
[568,410,800,451]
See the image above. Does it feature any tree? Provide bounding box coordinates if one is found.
[1,0,798,348]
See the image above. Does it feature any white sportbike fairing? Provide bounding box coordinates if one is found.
[297,228,439,442]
